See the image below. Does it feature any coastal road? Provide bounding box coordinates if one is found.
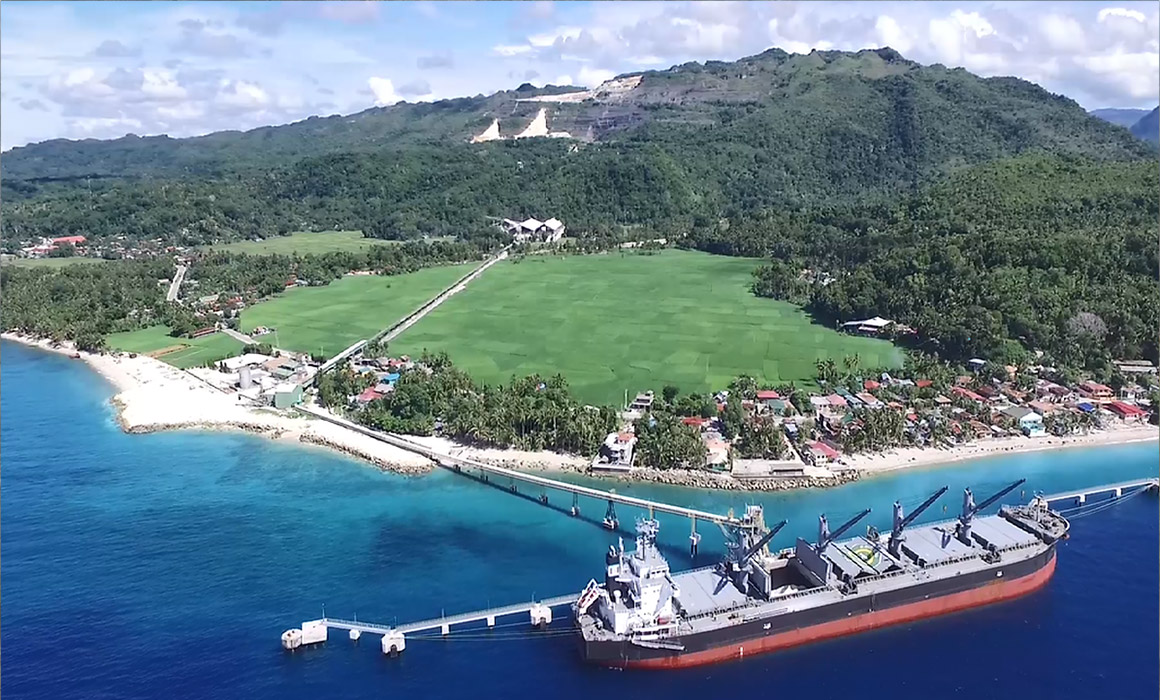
[374,246,509,345]
[166,264,187,302]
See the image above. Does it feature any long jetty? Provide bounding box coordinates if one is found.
[1041,478,1158,507]
[294,404,749,528]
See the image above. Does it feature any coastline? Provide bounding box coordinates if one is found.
[2,332,436,475]
[4,332,1157,492]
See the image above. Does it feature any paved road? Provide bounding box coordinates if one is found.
[221,327,256,345]
[376,247,509,345]
[165,265,187,302]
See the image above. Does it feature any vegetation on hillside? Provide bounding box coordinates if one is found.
[3,48,1153,250]
[728,154,1159,370]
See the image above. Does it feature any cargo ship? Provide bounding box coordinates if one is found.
[573,479,1069,668]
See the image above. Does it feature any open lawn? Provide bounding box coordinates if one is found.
[3,257,107,268]
[106,325,245,369]
[391,250,904,406]
[239,264,474,357]
[198,230,383,255]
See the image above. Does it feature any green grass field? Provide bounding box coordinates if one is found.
[106,325,246,369]
[3,257,107,268]
[239,264,474,357]
[198,230,384,255]
[391,250,904,405]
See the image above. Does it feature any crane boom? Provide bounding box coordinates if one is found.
[898,486,949,531]
[889,486,948,556]
[819,508,871,550]
[971,479,1027,517]
[740,519,787,563]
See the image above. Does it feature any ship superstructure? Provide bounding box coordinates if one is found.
[575,479,1069,668]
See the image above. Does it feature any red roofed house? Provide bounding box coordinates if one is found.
[756,390,780,401]
[681,416,709,429]
[952,386,985,403]
[863,380,880,391]
[51,235,86,246]
[1078,381,1114,402]
[826,394,848,408]
[807,441,841,464]
[1107,401,1147,421]
[355,387,385,404]
[915,379,933,389]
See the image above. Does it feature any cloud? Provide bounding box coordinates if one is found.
[18,98,47,111]
[172,19,249,58]
[396,78,432,98]
[236,10,288,37]
[315,1,380,24]
[417,53,454,70]
[493,44,534,57]
[577,66,615,87]
[367,76,400,105]
[91,39,141,58]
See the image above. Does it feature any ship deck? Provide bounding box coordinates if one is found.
[623,513,1047,639]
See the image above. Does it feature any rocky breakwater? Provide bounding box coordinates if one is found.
[297,432,435,476]
[598,467,861,492]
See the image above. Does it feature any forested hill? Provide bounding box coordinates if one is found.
[1131,107,1159,142]
[3,46,1152,185]
[737,152,1159,367]
[4,48,1157,248]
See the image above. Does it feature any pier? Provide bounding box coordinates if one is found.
[1041,478,1158,508]
[295,405,755,533]
[282,593,577,655]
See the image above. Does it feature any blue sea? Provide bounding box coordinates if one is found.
[3,340,1158,699]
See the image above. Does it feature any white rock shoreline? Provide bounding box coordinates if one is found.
[5,331,1157,492]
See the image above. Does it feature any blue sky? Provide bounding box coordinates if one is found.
[2,1,1157,150]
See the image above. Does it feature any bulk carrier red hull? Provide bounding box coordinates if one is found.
[576,484,1069,670]
[586,546,1056,669]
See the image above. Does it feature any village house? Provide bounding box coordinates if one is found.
[502,217,566,243]
[1001,405,1046,437]
[806,440,841,465]
[1078,381,1114,402]
[1115,360,1157,376]
[593,431,636,471]
[839,316,895,337]
[1106,401,1148,422]
[952,386,985,403]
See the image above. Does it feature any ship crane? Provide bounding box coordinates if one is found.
[886,486,949,558]
[714,520,787,595]
[957,479,1026,544]
[817,508,872,554]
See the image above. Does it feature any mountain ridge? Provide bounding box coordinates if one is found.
[3,46,1153,184]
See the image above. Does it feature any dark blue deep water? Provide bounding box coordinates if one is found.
[3,340,1158,699]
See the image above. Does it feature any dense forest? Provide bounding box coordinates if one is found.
[729,153,1159,370]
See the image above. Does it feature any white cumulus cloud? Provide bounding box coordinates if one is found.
[367,76,401,105]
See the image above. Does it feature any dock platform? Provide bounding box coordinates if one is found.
[282,593,577,655]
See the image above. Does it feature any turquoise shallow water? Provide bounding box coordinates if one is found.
[2,340,1158,698]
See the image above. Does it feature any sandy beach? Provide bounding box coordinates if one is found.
[841,425,1158,474]
[2,332,435,474]
[5,331,1157,489]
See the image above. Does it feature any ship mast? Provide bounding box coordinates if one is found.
[957,479,1026,544]
[888,486,949,558]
